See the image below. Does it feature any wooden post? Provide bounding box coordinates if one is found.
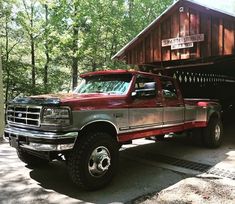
[0,48,4,138]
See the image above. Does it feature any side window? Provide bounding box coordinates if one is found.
[134,75,157,97]
[161,78,177,99]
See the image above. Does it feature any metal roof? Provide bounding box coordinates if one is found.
[112,0,235,60]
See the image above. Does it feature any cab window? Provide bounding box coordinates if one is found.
[134,75,157,98]
[160,78,177,99]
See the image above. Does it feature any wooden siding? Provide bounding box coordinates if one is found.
[124,2,235,65]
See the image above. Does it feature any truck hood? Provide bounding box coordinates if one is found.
[10,93,128,110]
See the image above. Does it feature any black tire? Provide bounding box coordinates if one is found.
[203,117,223,148]
[67,131,119,190]
[17,148,48,167]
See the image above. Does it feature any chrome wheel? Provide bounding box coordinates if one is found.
[203,117,223,148]
[68,132,119,190]
[214,124,221,141]
[88,146,111,177]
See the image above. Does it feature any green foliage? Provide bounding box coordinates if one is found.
[0,0,174,101]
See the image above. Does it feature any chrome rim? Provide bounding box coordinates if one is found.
[214,124,221,141]
[88,146,111,177]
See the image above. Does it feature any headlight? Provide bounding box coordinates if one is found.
[42,107,71,126]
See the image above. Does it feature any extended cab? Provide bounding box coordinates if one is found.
[4,70,223,190]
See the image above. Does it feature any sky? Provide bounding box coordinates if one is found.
[192,0,235,14]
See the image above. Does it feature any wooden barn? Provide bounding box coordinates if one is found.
[113,0,235,106]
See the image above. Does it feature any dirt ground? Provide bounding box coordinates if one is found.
[133,176,235,204]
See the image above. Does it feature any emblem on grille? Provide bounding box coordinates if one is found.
[18,113,23,118]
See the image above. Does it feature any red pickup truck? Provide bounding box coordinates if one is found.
[4,70,223,190]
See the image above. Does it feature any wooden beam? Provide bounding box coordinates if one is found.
[164,61,214,69]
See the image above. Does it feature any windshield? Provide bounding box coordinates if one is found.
[74,74,132,95]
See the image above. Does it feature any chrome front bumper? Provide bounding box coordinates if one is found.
[4,126,78,151]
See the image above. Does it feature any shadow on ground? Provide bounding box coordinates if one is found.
[0,140,185,204]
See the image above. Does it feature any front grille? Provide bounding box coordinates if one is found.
[7,105,42,127]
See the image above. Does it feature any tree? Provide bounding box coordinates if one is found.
[0,0,174,101]
[43,2,49,92]
[1,0,24,102]
[21,0,37,91]
[0,26,4,137]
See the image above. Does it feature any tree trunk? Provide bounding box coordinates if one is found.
[44,3,49,93]
[72,60,78,89]
[5,15,10,103]
[30,38,35,90]
[30,3,36,91]
[31,34,35,90]
[72,5,79,89]
[128,0,133,20]
[92,62,96,72]
[0,48,5,138]
[44,46,49,92]
[22,0,36,92]
[72,27,78,89]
